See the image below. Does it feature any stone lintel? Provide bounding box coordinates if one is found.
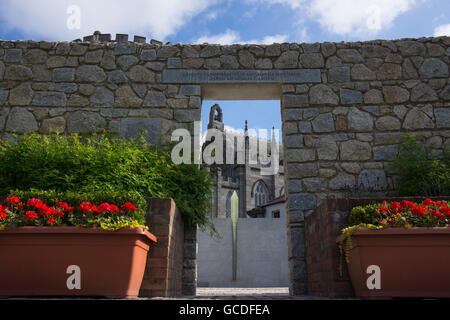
[162,69,322,84]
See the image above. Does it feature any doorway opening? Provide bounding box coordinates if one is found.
[196,97,288,295]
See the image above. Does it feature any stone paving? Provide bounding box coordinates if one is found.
[150,287,332,300]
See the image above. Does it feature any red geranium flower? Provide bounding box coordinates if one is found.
[412,206,427,216]
[401,200,415,209]
[440,206,450,215]
[27,198,44,209]
[6,196,20,205]
[390,202,401,214]
[378,206,389,214]
[0,211,7,220]
[98,203,112,213]
[56,202,75,212]
[79,202,95,214]
[122,202,137,212]
[24,211,39,220]
[423,198,435,206]
[46,217,56,225]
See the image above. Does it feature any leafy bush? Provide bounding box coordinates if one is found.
[390,134,450,196]
[0,133,214,230]
[348,204,381,225]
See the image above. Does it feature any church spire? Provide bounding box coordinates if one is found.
[244,120,248,132]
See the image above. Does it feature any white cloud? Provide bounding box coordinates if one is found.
[205,10,219,21]
[195,29,288,44]
[434,23,450,36]
[0,0,215,41]
[308,0,417,37]
[252,34,289,44]
[196,29,241,44]
[248,0,420,38]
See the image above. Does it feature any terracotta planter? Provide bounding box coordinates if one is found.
[338,227,450,298]
[0,227,157,298]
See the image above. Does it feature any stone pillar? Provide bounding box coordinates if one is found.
[182,223,198,296]
[287,221,307,295]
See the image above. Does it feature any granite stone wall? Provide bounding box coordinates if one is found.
[0,36,449,295]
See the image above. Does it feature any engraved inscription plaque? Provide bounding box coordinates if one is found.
[162,69,321,84]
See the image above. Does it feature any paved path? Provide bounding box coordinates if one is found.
[150,287,331,300]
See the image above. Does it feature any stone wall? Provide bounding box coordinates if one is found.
[140,197,185,298]
[0,36,449,295]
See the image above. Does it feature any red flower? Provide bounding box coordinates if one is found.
[55,210,64,218]
[430,210,441,218]
[423,198,435,206]
[27,198,44,209]
[79,202,95,214]
[379,206,389,213]
[440,206,450,216]
[46,217,56,225]
[56,202,75,212]
[390,201,401,214]
[122,202,137,212]
[401,200,415,209]
[0,211,7,220]
[24,211,39,220]
[98,203,112,213]
[6,196,20,204]
[412,206,428,216]
[110,204,119,213]
[38,204,52,216]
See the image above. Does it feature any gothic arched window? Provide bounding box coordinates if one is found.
[226,191,233,218]
[254,182,268,207]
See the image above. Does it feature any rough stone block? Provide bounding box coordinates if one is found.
[33,92,67,107]
[358,169,387,191]
[53,68,75,82]
[5,107,38,133]
[329,66,350,82]
[67,111,106,133]
[340,88,363,105]
[179,85,201,96]
[120,118,161,144]
[288,193,316,210]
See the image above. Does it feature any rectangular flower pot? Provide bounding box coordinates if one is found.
[0,227,157,298]
[339,227,450,298]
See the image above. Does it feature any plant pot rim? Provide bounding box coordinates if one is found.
[336,226,450,243]
[0,226,157,242]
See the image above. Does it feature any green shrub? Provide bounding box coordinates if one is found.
[390,134,450,196]
[0,133,214,230]
[348,204,381,225]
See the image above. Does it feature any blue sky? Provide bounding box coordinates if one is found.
[1,0,449,137]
